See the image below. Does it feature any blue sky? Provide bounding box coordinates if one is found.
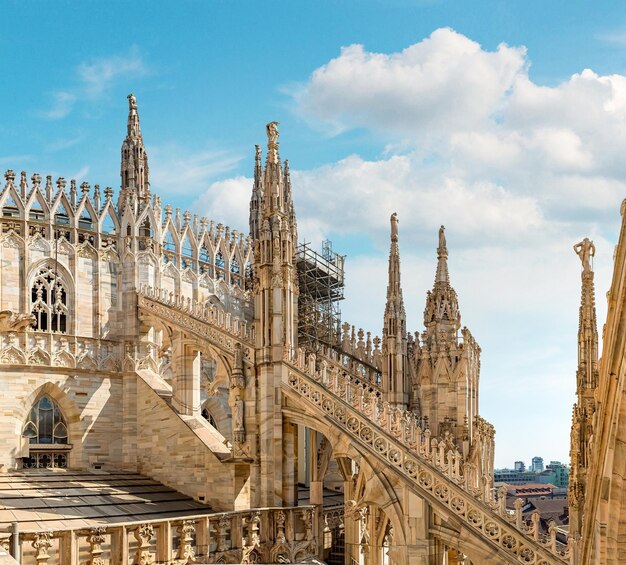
[3,0,626,467]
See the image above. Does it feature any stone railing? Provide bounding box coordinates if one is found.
[2,506,318,565]
[0,330,121,371]
[283,361,572,565]
[137,285,255,356]
[291,344,383,392]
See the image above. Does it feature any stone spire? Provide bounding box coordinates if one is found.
[569,237,599,537]
[252,121,299,506]
[249,144,264,240]
[382,213,408,407]
[423,225,461,341]
[119,93,150,213]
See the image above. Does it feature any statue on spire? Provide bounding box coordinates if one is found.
[266,121,279,147]
[390,212,398,242]
[438,225,447,252]
[574,238,595,273]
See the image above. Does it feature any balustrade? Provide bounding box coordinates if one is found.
[3,506,317,565]
[284,362,571,565]
[138,285,254,345]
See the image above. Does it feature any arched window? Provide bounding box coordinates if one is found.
[22,395,70,469]
[201,408,217,429]
[31,265,69,333]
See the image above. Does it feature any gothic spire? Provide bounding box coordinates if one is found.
[569,237,599,538]
[385,213,404,311]
[383,213,408,407]
[119,93,150,212]
[260,121,290,220]
[249,144,264,240]
[574,238,599,392]
[424,225,461,337]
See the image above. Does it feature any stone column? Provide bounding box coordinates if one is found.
[282,421,298,506]
[309,429,323,506]
[172,336,201,416]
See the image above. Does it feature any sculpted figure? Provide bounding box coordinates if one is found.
[574,237,595,272]
[439,225,446,250]
[390,213,398,241]
[233,395,244,433]
[266,121,279,145]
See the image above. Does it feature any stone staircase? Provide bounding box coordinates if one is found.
[282,353,572,565]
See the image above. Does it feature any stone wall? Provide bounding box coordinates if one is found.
[135,374,246,511]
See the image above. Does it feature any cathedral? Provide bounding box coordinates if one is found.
[0,94,616,565]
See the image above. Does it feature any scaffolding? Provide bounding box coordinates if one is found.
[296,239,345,352]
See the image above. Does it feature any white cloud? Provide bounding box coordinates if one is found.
[77,46,146,98]
[294,28,526,137]
[150,145,243,199]
[40,46,147,120]
[191,176,251,233]
[41,92,77,120]
[192,28,626,466]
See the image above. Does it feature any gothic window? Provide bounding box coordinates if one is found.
[21,395,70,469]
[215,251,225,280]
[201,408,217,429]
[31,265,69,333]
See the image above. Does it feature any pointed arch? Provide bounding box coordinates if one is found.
[77,199,96,231]
[19,382,83,469]
[51,192,74,226]
[26,189,49,222]
[0,185,23,218]
[99,201,120,236]
[180,230,196,270]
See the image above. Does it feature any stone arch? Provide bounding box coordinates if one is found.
[17,381,84,469]
[282,408,408,551]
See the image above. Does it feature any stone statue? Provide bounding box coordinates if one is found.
[574,237,595,272]
[233,395,244,433]
[390,213,398,241]
[128,93,137,110]
[438,225,446,250]
[266,121,279,146]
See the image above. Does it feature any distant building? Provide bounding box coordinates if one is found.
[531,456,544,472]
[514,460,525,471]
